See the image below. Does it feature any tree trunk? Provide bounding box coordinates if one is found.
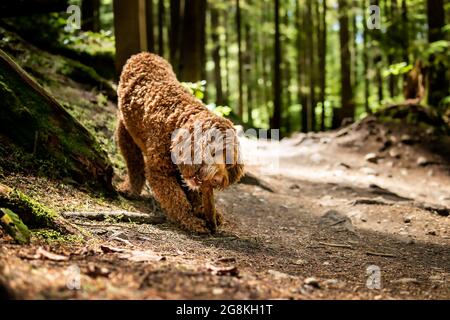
[426,0,449,108]
[81,0,100,32]
[223,9,231,105]
[113,0,148,74]
[211,7,224,106]
[270,0,282,130]
[363,0,371,114]
[319,0,327,130]
[333,0,355,128]
[0,49,113,191]
[296,0,308,133]
[306,0,316,131]
[146,0,155,53]
[157,0,165,57]
[236,0,244,119]
[179,0,206,82]
[245,23,253,125]
[169,0,181,72]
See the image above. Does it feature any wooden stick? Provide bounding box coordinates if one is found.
[366,251,396,258]
[318,242,353,249]
[62,211,166,225]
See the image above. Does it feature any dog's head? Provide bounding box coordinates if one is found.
[171,123,245,191]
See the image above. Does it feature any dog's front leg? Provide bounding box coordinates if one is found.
[146,170,210,234]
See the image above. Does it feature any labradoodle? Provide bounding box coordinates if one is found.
[116,52,244,234]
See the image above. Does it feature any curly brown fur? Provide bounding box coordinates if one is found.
[116,52,244,234]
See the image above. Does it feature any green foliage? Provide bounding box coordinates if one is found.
[383,62,413,77]
[182,80,207,100]
[0,208,31,244]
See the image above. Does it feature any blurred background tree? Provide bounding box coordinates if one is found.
[1,0,449,135]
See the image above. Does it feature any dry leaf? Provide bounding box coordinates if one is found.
[35,247,69,261]
[119,250,165,262]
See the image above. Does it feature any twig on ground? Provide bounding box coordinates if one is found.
[62,211,166,224]
[318,242,353,249]
[366,251,396,258]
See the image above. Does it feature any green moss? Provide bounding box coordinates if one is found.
[32,229,83,243]
[8,188,57,229]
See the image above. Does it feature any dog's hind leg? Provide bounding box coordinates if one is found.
[116,120,146,196]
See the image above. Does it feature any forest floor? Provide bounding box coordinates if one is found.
[0,27,449,300]
[1,115,449,300]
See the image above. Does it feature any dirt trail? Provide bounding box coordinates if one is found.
[1,121,450,300]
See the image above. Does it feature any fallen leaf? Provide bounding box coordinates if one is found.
[35,247,69,261]
[119,250,165,262]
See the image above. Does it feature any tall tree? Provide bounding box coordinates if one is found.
[211,6,224,106]
[333,0,355,128]
[236,0,244,119]
[306,0,316,131]
[146,0,155,52]
[270,0,282,130]
[296,0,308,132]
[318,0,327,130]
[179,0,206,82]
[245,22,254,125]
[113,0,148,73]
[81,0,101,32]
[362,0,371,114]
[157,0,165,56]
[169,0,181,71]
[426,0,449,107]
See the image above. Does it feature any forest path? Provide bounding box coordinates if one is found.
[1,123,450,299]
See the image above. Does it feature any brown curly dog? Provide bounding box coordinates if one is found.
[116,52,244,234]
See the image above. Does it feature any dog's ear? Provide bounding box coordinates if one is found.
[227,163,245,185]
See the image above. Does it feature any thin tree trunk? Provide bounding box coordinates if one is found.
[296,0,307,133]
[211,7,224,106]
[81,0,100,32]
[363,0,371,114]
[334,0,355,128]
[245,23,253,125]
[426,0,449,107]
[146,0,155,53]
[306,0,316,131]
[319,0,327,130]
[236,0,244,119]
[179,0,206,82]
[157,0,165,57]
[223,10,231,105]
[270,0,282,130]
[169,0,181,72]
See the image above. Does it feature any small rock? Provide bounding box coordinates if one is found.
[427,230,437,236]
[289,184,300,190]
[389,148,402,159]
[403,217,411,223]
[417,157,430,167]
[400,134,416,145]
[304,277,320,288]
[365,153,380,164]
[212,288,224,295]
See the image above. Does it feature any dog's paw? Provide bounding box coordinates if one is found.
[181,216,211,235]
